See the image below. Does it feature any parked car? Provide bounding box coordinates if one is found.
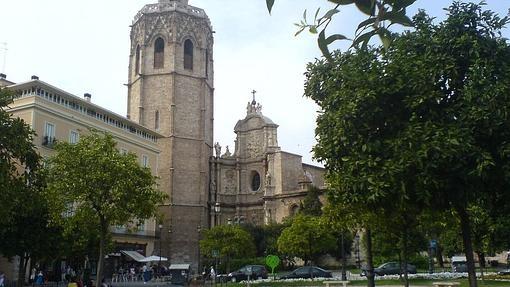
[225,265,268,282]
[361,262,417,276]
[451,256,468,273]
[279,266,332,279]
[498,269,510,275]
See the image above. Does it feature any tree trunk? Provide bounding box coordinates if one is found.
[365,229,375,287]
[96,218,108,286]
[341,232,347,281]
[456,206,478,287]
[16,254,26,287]
[402,229,409,287]
[436,244,444,270]
[477,251,485,280]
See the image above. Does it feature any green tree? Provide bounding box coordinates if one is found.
[200,225,256,272]
[0,88,56,286]
[277,214,336,265]
[45,131,166,283]
[0,87,40,223]
[266,0,416,57]
[299,185,323,216]
[240,222,288,257]
[304,3,510,287]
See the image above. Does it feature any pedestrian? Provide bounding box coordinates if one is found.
[142,265,150,284]
[35,271,44,285]
[0,271,5,287]
[209,266,215,282]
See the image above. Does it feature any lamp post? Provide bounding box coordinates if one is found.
[355,233,361,269]
[197,225,202,276]
[214,202,221,226]
[158,224,163,277]
[341,232,347,280]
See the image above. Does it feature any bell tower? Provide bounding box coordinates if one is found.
[127,0,214,269]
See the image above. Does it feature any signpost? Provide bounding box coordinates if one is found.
[265,255,280,280]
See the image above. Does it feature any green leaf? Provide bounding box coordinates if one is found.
[266,0,275,14]
[325,33,348,44]
[318,30,333,61]
[309,25,318,34]
[384,10,414,27]
[356,17,377,32]
[328,0,355,4]
[295,27,306,36]
[314,7,321,22]
[378,28,392,50]
[391,0,417,10]
[322,8,340,20]
[354,0,376,16]
[351,29,376,48]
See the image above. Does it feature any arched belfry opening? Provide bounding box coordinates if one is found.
[135,45,141,74]
[154,37,165,69]
[184,39,193,70]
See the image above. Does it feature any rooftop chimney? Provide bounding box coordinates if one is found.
[0,73,6,80]
[84,93,91,102]
[31,75,39,80]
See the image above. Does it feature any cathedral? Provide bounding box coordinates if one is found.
[1,0,325,276]
[127,0,325,270]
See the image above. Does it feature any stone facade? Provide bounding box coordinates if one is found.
[126,0,214,269]
[211,100,325,227]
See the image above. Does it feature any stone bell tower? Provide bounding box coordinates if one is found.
[127,0,214,270]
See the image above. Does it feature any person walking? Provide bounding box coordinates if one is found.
[0,271,5,287]
[35,271,44,285]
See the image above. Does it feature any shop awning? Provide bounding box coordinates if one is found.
[121,250,146,262]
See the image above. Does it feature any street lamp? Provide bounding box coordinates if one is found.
[158,223,163,276]
[197,225,202,276]
[214,202,220,226]
[355,233,361,269]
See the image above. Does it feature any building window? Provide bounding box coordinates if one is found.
[154,37,165,69]
[184,39,193,70]
[120,148,128,155]
[251,171,261,191]
[69,130,79,144]
[155,110,160,130]
[135,45,141,74]
[142,155,149,168]
[43,122,56,147]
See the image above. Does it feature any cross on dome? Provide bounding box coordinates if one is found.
[247,89,262,115]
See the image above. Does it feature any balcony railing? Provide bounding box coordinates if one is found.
[42,136,56,148]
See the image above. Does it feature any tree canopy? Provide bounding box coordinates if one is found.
[45,131,166,283]
[200,225,256,272]
[304,3,510,287]
[277,214,336,265]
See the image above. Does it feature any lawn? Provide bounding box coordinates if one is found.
[213,278,510,286]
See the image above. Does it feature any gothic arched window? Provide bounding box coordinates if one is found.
[154,37,165,69]
[155,110,160,130]
[184,39,193,70]
[135,45,141,74]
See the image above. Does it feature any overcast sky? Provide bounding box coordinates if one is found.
[1,1,508,165]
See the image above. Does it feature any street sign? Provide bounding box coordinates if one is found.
[265,255,280,275]
[212,250,219,258]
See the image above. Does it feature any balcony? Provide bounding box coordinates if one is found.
[42,136,56,148]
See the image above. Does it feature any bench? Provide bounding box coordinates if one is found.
[323,280,350,287]
[432,282,460,287]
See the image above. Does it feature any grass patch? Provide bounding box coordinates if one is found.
[217,278,510,286]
